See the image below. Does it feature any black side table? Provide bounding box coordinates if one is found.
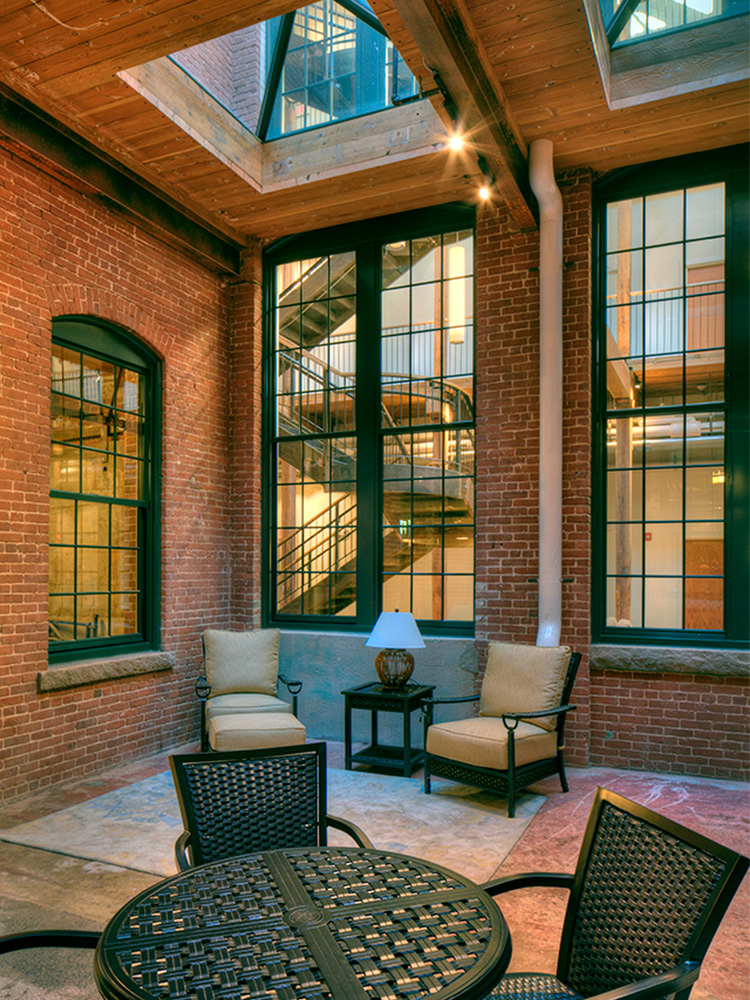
[342,681,435,777]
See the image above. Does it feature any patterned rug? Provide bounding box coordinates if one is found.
[0,769,543,882]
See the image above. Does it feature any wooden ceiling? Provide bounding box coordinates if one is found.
[0,0,746,267]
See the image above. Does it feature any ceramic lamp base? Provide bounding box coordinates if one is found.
[374,648,414,690]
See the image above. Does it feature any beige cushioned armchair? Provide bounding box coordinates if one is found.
[423,642,581,817]
[197,628,303,751]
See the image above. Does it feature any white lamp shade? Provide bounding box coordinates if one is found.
[365,611,425,649]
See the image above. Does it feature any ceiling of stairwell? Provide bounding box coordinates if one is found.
[0,0,746,270]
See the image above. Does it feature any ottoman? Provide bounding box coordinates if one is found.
[207,712,306,751]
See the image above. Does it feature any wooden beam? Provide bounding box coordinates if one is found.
[0,83,243,274]
[387,0,536,229]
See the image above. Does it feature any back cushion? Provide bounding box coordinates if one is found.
[203,628,280,696]
[479,642,571,731]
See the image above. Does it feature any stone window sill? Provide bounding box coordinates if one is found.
[589,645,749,678]
[37,652,175,692]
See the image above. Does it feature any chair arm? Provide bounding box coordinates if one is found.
[501,704,576,730]
[325,814,374,849]
[581,962,700,1000]
[422,695,480,707]
[195,677,211,752]
[0,930,99,953]
[278,674,302,716]
[174,830,192,871]
[481,871,574,895]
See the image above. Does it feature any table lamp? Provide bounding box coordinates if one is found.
[365,610,425,690]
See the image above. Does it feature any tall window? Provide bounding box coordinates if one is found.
[594,149,748,645]
[49,320,160,660]
[265,208,475,632]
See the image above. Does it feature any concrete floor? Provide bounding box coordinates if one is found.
[0,742,747,999]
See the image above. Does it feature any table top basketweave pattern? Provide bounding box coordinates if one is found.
[95,847,510,1000]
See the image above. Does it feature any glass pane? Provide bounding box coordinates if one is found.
[606,575,642,627]
[117,369,143,414]
[645,522,682,575]
[112,548,138,591]
[444,574,473,620]
[50,444,80,492]
[642,352,683,407]
[77,594,109,638]
[686,466,724,520]
[686,348,723,403]
[118,415,143,457]
[49,594,75,642]
[645,467,682,520]
[643,413,683,465]
[606,523,643,575]
[645,190,683,245]
[607,468,643,521]
[51,344,81,397]
[112,505,139,547]
[685,577,723,630]
[81,447,114,497]
[117,456,143,501]
[686,184,724,240]
[606,249,643,305]
[77,545,110,593]
[411,236,441,283]
[51,393,80,445]
[50,497,75,544]
[49,545,75,594]
[111,592,138,635]
[643,577,681,629]
[606,198,643,253]
[686,411,724,465]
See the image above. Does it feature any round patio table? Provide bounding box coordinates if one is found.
[94,845,511,1000]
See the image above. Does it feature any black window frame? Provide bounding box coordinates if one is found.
[262,203,476,636]
[49,317,162,663]
[592,145,749,648]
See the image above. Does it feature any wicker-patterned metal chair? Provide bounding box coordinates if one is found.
[482,786,749,999]
[423,643,582,817]
[169,742,373,870]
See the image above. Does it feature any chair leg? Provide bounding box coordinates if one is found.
[507,730,516,818]
[557,749,569,792]
[424,764,431,794]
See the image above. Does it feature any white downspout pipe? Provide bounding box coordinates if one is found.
[529,139,563,647]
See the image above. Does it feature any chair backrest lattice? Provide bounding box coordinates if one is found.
[560,789,749,996]
[170,744,328,867]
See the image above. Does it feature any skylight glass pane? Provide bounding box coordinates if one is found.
[605,0,748,45]
[265,0,418,139]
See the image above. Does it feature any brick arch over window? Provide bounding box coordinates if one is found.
[44,284,176,359]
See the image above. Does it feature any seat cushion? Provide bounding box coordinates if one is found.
[480,642,571,731]
[206,693,293,719]
[203,628,280,697]
[208,712,306,751]
[426,716,557,770]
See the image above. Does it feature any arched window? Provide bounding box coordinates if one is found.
[49,319,161,661]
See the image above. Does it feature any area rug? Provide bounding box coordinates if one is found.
[0,769,543,883]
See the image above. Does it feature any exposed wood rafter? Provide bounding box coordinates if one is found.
[387,0,536,230]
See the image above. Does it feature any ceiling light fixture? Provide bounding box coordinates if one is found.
[477,155,495,202]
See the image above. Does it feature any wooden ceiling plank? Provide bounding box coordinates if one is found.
[385,0,536,230]
[14,0,301,98]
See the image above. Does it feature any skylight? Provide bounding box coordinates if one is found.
[599,0,749,46]
[169,0,418,142]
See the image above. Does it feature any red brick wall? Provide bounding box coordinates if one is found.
[0,146,239,802]
[590,671,750,780]
[474,169,593,766]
